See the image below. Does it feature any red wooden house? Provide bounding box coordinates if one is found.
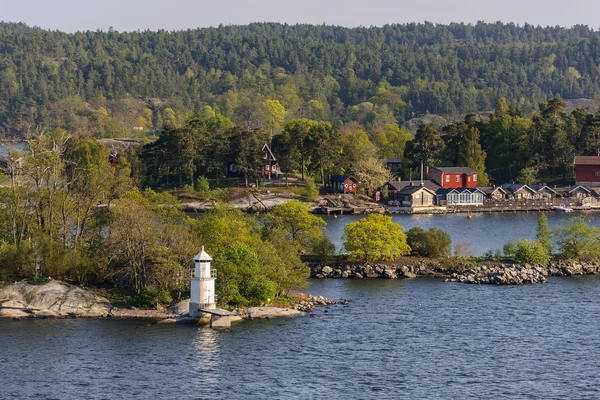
[428,167,478,189]
[574,156,600,186]
[330,175,358,194]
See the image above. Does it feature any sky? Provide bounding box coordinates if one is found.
[1,0,599,32]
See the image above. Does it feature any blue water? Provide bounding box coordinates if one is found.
[2,276,600,399]
[323,211,600,256]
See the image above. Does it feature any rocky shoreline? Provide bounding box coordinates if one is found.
[310,260,600,285]
[0,280,342,321]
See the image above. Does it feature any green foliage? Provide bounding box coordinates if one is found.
[514,239,550,265]
[343,214,411,262]
[406,227,452,257]
[130,286,174,308]
[502,240,517,257]
[536,213,553,254]
[194,176,211,198]
[303,177,320,202]
[263,200,329,254]
[517,167,538,186]
[553,216,600,259]
[27,276,52,285]
[191,205,309,306]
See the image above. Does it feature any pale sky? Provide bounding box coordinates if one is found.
[1,0,599,32]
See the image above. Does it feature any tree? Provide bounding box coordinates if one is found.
[517,166,538,186]
[553,216,600,259]
[514,239,550,265]
[406,227,452,257]
[263,200,329,254]
[414,123,443,166]
[353,157,392,196]
[261,99,285,137]
[343,214,411,262]
[457,126,488,185]
[373,124,413,160]
[536,213,552,254]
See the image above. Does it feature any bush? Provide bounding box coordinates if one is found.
[502,240,517,257]
[303,177,320,202]
[406,227,452,257]
[27,276,52,285]
[130,286,173,308]
[514,239,550,264]
[194,176,211,198]
[343,214,411,262]
[553,216,600,259]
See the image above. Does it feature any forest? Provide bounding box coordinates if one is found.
[2,21,600,140]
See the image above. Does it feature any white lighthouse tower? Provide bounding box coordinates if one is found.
[189,247,216,317]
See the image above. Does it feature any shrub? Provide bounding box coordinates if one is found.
[514,239,550,264]
[343,214,411,262]
[303,177,319,202]
[553,216,600,259]
[194,176,211,198]
[454,240,475,258]
[406,227,452,258]
[27,276,52,285]
[502,240,517,257]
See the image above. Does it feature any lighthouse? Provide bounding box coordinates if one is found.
[189,247,216,317]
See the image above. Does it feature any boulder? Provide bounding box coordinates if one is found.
[168,299,190,316]
[403,271,417,278]
[321,266,333,275]
[246,307,303,319]
[0,280,111,318]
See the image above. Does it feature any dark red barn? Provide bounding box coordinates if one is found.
[428,167,478,189]
[330,175,358,194]
[574,156,600,186]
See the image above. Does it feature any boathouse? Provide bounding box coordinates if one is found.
[531,184,558,199]
[330,175,358,194]
[385,179,440,201]
[428,167,478,189]
[477,186,507,200]
[436,188,485,205]
[574,156,600,187]
[565,185,593,198]
[396,185,436,208]
[501,184,537,200]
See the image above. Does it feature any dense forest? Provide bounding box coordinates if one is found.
[2,21,600,139]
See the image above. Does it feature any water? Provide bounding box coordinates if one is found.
[2,276,600,399]
[323,211,600,255]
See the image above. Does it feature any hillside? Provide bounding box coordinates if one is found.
[1,22,600,137]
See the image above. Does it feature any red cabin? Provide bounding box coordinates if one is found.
[330,175,358,194]
[428,167,478,189]
[574,156,600,186]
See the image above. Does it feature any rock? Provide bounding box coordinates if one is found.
[321,266,333,275]
[0,280,111,318]
[341,271,349,278]
[403,271,417,278]
[246,307,303,319]
[354,273,364,279]
[168,299,190,316]
[0,308,31,319]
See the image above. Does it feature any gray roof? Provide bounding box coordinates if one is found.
[397,185,437,196]
[566,185,592,194]
[432,167,478,175]
[384,158,403,164]
[387,180,440,192]
[331,175,356,183]
[477,186,507,195]
[501,184,536,194]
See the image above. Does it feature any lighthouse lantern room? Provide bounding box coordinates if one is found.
[189,247,216,317]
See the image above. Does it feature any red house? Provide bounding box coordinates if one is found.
[330,175,358,194]
[574,156,600,186]
[428,167,478,189]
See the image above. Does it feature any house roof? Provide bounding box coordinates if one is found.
[437,187,485,195]
[566,185,592,194]
[387,180,440,192]
[574,156,600,166]
[397,185,437,196]
[431,167,478,175]
[501,183,536,194]
[531,184,557,194]
[477,186,507,195]
[331,175,357,183]
[262,143,276,161]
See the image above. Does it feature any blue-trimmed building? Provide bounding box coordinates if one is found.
[436,188,485,205]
